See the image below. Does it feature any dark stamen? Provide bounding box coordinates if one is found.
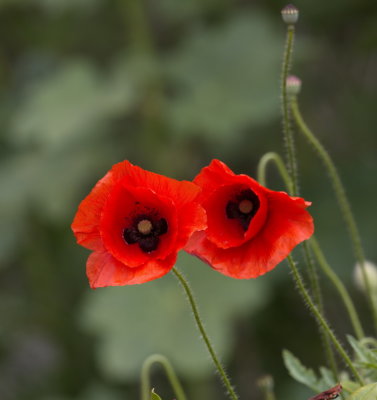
[154,218,168,235]
[139,236,160,253]
[123,215,168,253]
[123,227,141,244]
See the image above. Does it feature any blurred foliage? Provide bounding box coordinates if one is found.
[1,0,377,399]
[80,252,269,381]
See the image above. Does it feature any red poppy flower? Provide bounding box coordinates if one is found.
[185,159,314,279]
[72,161,206,288]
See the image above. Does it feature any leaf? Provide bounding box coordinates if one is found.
[151,389,162,400]
[165,12,282,143]
[348,336,370,363]
[9,59,141,150]
[347,383,377,400]
[80,252,271,381]
[342,381,361,394]
[347,336,377,381]
[318,366,336,389]
[282,350,321,392]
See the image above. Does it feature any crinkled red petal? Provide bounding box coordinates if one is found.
[175,201,207,249]
[193,159,236,197]
[71,173,113,251]
[185,191,314,279]
[100,184,178,268]
[203,179,268,249]
[194,159,272,249]
[110,160,202,207]
[72,160,202,251]
[86,251,177,288]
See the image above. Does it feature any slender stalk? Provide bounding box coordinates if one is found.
[290,96,377,333]
[287,256,364,385]
[257,152,294,194]
[257,375,276,400]
[310,237,365,339]
[141,354,187,400]
[257,152,338,377]
[172,267,239,400]
[281,25,337,373]
[281,25,298,196]
[303,241,339,379]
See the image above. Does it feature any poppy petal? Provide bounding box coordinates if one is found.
[193,159,236,195]
[71,174,113,251]
[110,160,202,207]
[87,251,177,288]
[203,179,268,249]
[185,182,314,279]
[100,184,178,268]
[175,202,207,249]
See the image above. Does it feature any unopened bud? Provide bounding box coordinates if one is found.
[281,4,299,25]
[286,75,302,96]
[354,260,377,292]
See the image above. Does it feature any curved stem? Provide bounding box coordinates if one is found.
[257,152,294,194]
[141,354,187,400]
[310,237,365,339]
[287,256,364,385]
[290,97,377,334]
[302,241,339,379]
[172,267,239,400]
[257,151,338,377]
[281,25,298,196]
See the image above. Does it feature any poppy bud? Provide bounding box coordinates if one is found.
[286,75,302,96]
[354,260,377,292]
[281,4,299,25]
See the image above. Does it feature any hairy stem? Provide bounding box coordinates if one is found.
[141,354,187,400]
[310,237,365,339]
[257,152,337,377]
[172,267,239,400]
[287,256,364,385]
[281,25,298,195]
[257,152,294,193]
[281,25,337,372]
[303,241,339,379]
[290,97,377,334]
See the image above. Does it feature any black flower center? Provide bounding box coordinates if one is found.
[226,189,260,231]
[123,215,168,253]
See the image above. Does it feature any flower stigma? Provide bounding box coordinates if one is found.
[238,199,253,214]
[137,219,153,235]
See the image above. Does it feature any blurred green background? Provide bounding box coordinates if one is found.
[1,0,377,399]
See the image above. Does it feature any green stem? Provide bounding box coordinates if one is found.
[172,267,239,400]
[141,354,187,400]
[257,152,338,378]
[302,241,339,379]
[281,27,337,372]
[257,376,276,400]
[290,97,377,334]
[310,237,365,339]
[257,152,294,194]
[281,24,298,196]
[287,256,364,385]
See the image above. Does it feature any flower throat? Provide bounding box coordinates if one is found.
[226,189,260,231]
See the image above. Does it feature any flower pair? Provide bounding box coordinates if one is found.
[72,160,314,288]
